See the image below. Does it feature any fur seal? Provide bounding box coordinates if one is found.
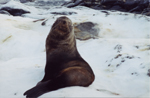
[24,16,95,98]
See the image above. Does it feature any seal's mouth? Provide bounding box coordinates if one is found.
[58,19,72,33]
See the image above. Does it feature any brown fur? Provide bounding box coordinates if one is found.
[24,16,95,98]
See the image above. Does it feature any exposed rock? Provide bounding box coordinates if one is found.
[0,10,11,15]
[20,0,35,3]
[142,8,150,16]
[0,7,30,16]
[66,0,84,8]
[74,22,100,40]
[147,69,150,77]
[50,11,77,15]
[62,0,150,16]
[114,44,122,53]
[105,53,142,73]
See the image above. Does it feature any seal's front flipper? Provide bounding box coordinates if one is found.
[24,81,50,98]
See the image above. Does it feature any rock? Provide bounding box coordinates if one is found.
[0,7,30,16]
[62,0,85,8]
[50,11,77,15]
[74,22,100,40]
[0,10,11,15]
[84,0,101,5]
[142,8,150,16]
[147,69,150,77]
[20,0,35,3]
[62,0,150,16]
[105,53,143,73]
[67,0,84,8]
[0,0,10,4]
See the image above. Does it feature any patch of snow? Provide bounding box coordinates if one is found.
[0,1,150,98]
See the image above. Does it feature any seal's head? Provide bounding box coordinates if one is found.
[50,16,73,40]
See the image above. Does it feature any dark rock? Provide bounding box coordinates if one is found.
[110,5,127,12]
[116,64,120,67]
[50,11,77,15]
[135,46,139,49]
[115,54,122,59]
[62,0,150,16]
[84,0,101,6]
[62,0,84,8]
[114,44,122,53]
[103,12,110,17]
[131,72,138,76]
[0,7,30,16]
[0,10,11,15]
[101,11,109,14]
[147,69,150,77]
[142,8,150,16]
[20,0,35,3]
[74,22,100,40]
[41,19,48,26]
[67,0,84,8]
[121,60,125,62]
[105,53,142,73]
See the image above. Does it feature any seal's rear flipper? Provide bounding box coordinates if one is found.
[24,81,50,98]
[24,67,94,98]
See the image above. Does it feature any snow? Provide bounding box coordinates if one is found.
[0,0,10,4]
[0,0,150,98]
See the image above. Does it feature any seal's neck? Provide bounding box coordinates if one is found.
[46,32,79,57]
[57,32,77,53]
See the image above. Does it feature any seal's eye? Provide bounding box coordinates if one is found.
[63,21,66,24]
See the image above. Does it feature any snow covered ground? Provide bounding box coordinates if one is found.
[0,0,150,98]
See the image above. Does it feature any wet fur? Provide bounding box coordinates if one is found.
[24,16,95,98]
